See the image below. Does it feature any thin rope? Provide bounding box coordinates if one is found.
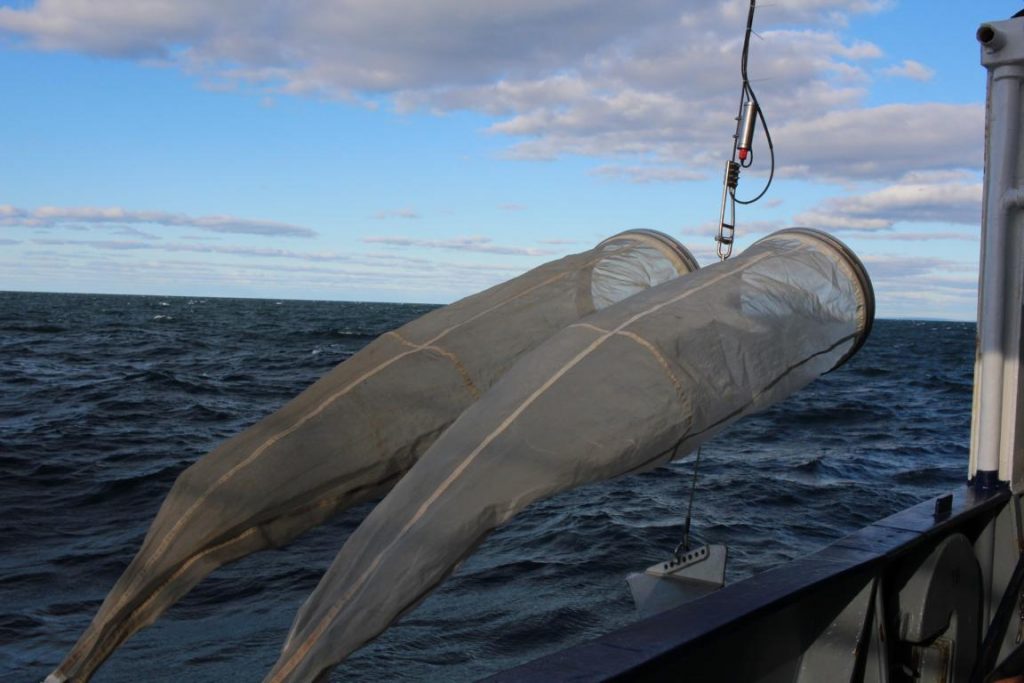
[673,444,703,560]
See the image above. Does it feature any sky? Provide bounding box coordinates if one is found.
[0,0,1017,320]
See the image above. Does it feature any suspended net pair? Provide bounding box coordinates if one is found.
[49,228,873,683]
[48,230,699,682]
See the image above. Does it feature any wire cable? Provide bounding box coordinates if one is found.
[733,0,774,205]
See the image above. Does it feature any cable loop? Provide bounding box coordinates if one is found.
[714,0,775,256]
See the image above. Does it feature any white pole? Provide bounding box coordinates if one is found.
[972,20,1024,489]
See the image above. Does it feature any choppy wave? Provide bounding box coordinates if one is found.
[0,291,973,682]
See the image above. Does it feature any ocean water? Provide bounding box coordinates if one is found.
[0,291,974,682]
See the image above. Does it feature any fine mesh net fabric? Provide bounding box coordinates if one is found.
[49,230,698,683]
[265,228,874,682]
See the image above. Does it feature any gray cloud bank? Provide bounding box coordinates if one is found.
[3,235,541,302]
[363,235,554,256]
[795,171,982,232]
[0,204,317,237]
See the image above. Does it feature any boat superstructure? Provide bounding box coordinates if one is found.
[488,12,1024,683]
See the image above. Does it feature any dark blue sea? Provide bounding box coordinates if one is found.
[0,291,974,682]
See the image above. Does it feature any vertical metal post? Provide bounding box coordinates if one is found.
[971,19,1024,491]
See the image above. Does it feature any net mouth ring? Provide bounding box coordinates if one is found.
[753,227,875,371]
[598,229,700,275]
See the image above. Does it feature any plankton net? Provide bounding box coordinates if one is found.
[265,228,874,682]
[49,230,699,683]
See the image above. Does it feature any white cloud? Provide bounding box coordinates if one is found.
[22,233,561,268]
[0,2,883,84]
[0,1,968,186]
[854,230,978,242]
[30,237,349,261]
[591,165,705,183]
[859,253,978,320]
[880,59,934,82]
[111,226,162,240]
[2,237,544,301]
[24,235,542,276]
[537,238,583,245]
[0,204,317,237]
[793,171,982,232]
[363,235,555,256]
[773,104,983,182]
[861,254,976,279]
[373,208,420,220]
